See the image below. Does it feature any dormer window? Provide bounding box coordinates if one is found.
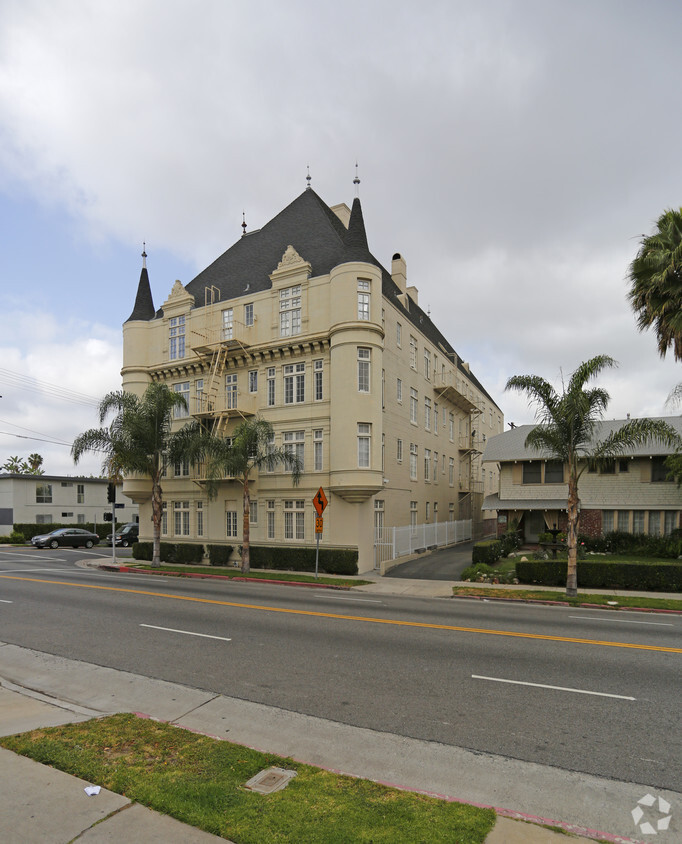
[169,315,185,360]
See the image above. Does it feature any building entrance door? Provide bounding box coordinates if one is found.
[524,511,545,543]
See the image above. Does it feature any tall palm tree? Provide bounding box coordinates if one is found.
[628,207,682,360]
[72,383,198,567]
[171,416,302,574]
[506,355,680,597]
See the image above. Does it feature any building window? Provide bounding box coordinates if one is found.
[396,322,402,347]
[396,378,402,403]
[284,430,305,470]
[409,336,417,370]
[633,510,645,533]
[226,374,238,410]
[410,443,417,480]
[36,483,52,504]
[61,512,73,518]
[196,501,204,537]
[434,502,438,522]
[664,511,678,534]
[284,362,305,404]
[226,510,238,538]
[424,448,431,481]
[600,460,616,475]
[434,404,438,435]
[267,500,275,539]
[244,303,254,326]
[425,501,431,521]
[284,499,305,540]
[248,370,258,393]
[396,438,403,463]
[358,423,371,468]
[449,503,455,521]
[423,348,431,380]
[649,511,661,536]
[314,429,323,471]
[449,457,455,486]
[410,501,418,533]
[314,359,323,400]
[280,285,301,337]
[522,463,542,484]
[222,308,234,340]
[169,315,185,360]
[267,367,276,406]
[195,379,205,413]
[36,514,52,524]
[174,459,190,477]
[357,279,370,320]
[410,388,418,424]
[434,452,438,484]
[602,510,614,533]
[358,347,370,392]
[424,397,432,431]
[651,456,670,482]
[619,459,629,473]
[617,510,630,532]
[161,502,168,535]
[77,484,85,504]
[544,461,564,483]
[77,514,85,524]
[173,381,190,418]
[449,412,454,442]
[174,501,190,536]
[250,501,258,524]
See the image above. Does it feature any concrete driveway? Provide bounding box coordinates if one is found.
[384,542,474,580]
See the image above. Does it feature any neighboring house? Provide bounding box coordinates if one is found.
[481,418,682,543]
[122,186,503,569]
[0,474,138,536]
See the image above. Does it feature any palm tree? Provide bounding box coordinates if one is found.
[628,207,682,360]
[171,416,302,574]
[506,355,680,597]
[71,383,199,567]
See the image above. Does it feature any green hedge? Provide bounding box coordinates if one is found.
[246,545,358,576]
[207,545,235,566]
[132,542,204,564]
[472,540,502,565]
[515,560,682,591]
[14,522,124,541]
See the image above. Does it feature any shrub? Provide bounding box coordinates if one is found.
[472,540,502,565]
[515,559,682,591]
[460,562,516,584]
[0,531,25,544]
[132,542,180,562]
[500,530,521,557]
[207,545,234,566]
[248,545,358,576]
[173,543,205,564]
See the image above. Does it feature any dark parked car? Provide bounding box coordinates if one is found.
[104,522,139,547]
[31,528,100,549]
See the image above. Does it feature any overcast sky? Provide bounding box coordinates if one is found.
[1,0,681,476]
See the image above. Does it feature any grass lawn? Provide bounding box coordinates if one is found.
[451,585,682,611]
[0,714,495,844]
[126,564,371,588]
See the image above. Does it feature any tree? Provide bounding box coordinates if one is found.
[171,416,302,574]
[506,355,680,597]
[71,383,200,567]
[628,208,682,361]
[26,453,44,474]
[2,455,25,473]
[2,453,44,474]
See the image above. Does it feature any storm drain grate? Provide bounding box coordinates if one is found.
[244,766,298,794]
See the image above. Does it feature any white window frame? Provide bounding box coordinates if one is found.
[358,347,370,392]
[314,429,323,471]
[173,500,190,536]
[222,308,233,341]
[409,443,417,480]
[314,359,323,401]
[279,285,302,337]
[396,438,403,463]
[284,430,305,470]
[226,373,238,410]
[357,423,371,468]
[284,362,305,404]
[173,382,190,418]
[267,367,276,406]
[410,388,418,425]
[248,370,258,393]
[396,378,402,403]
[244,303,254,327]
[226,510,238,538]
[284,499,305,540]
[169,315,185,360]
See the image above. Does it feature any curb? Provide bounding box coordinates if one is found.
[450,593,682,614]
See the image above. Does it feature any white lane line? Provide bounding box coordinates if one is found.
[140,624,231,642]
[320,595,384,603]
[569,615,673,627]
[0,599,13,603]
[472,675,636,700]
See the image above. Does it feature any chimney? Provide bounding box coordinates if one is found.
[391,253,407,293]
[406,285,419,305]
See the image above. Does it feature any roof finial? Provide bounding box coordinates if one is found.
[353,161,361,197]
[306,165,312,190]
[242,211,247,237]
[141,242,147,269]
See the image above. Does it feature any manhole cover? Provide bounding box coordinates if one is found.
[244,766,297,794]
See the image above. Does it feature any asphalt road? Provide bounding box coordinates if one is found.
[1,545,681,793]
[385,542,475,579]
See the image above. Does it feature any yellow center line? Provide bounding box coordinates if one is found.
[2,574,681,654]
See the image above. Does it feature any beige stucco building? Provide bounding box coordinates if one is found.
[122,187,503,569]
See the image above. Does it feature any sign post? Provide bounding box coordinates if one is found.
[312,487,328,579]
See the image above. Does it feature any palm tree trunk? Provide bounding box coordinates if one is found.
[566,471,580,597]
[242,475,250,574]
[151,476,163,568]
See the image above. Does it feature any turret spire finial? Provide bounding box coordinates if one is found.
[306,165,312,190]
[353,161,360,197]
[242,211,247,237]
[141,242,147,269]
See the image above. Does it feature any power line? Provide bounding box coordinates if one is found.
[0,368,101,408]
[0,430,73,447]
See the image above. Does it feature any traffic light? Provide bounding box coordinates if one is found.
[107,482,116,504]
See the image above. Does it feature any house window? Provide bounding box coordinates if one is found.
[36,483,52,504]
[77,484,85,504]
[600,460,616,475]
[284,430,305,470]
[225,374,238,410]
[195,378,205,413]
[358,348,370,392]
[314,429,323,471]
[617,510,630,532]
[284,499,305,540]
[602,510,614,533]
[633,510,645,533]
[522,463,541,484]
[424,448,431,481]
[651,456,669,482]
[396,322,402,347]
[226,510,238,538]
[649,511,661,535]
[174,459,189,477]
[409,336,417,370]
[619,459,629,473]
[174,501,190,536]
[664,511,678,535]
[358,423,371,468]
[410,388,418,424]
[396,438,403,462]
[267,367,276,406]
[248,370,258,393]
[244,303,254,327]
[410,443,417,480]
[396,378,402,403]
[173,381,190,418]
[169,315,185,360]
[280,285,301,337]
[423,348,431,380]
[314,359,323,400]
[544,461,564,483]
[357,279,370,320]
[424,397,432,431]
[222,308,233,340]
[410,501,418,533]
[284,362,305,404]
[196,501,204,537]
[250,501,258,524]
[267,500,275,539]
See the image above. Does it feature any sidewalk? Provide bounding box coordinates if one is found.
[1,640,677,843]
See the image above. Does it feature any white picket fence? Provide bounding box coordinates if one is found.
[374,519,472,569]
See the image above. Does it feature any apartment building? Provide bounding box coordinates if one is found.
[122,186,503,569]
